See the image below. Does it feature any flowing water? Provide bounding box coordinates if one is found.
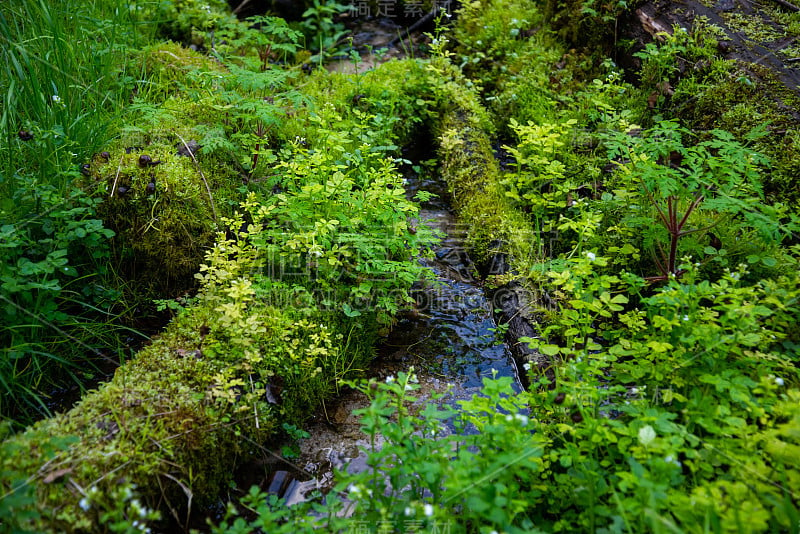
[254,167,524,507]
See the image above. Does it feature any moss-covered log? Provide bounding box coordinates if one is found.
[0,283,349,531]
[429,64,551,380]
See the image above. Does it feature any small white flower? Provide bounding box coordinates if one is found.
[665,455,682,467]
[515,414,529,426]
[631,387,638,395]
[775,377,785,386]
[523,362,531,371]
[682,315,689,321]
[52,95,61,103]
[424,503,434,517]
[586,252,596,261]
[506,414,514,422]
[385,375,395,384]
[405,506,414,516]
[404,383,413,391]
[79,497,90,511]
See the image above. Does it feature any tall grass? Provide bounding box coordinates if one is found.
[0,0,155,427]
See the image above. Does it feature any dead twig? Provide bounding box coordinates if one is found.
[173,131,219,223]
[109,153,125,198]
[232,0,252,15]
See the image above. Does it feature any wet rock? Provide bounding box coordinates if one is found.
[715,0,736,11]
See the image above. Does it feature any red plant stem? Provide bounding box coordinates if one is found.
[677,193,704,234]
[646,186,670,228]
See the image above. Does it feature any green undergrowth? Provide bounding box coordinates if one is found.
[3,0,800,532]
[0,0,160,424]
[203,2,800,532]
[631,18,800,204]
[430,1,800,531]
[0,7,446,531]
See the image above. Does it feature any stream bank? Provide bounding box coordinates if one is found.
[226,160,524,517]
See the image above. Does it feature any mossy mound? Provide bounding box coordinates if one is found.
[90,144,219,287]
[139,42,228,98]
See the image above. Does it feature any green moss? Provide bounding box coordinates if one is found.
[431,70,539,278]
[0,55,444,531]
[139,42,227,99]
[88,141,223,294]
[0,306,252,532]
[722,12,785,44]
[676,61,800,202]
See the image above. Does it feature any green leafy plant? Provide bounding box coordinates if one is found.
[299,0,352,59]
[0,0,155,425]
[602,120,797,280]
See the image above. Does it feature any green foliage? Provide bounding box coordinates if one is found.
[0,0,153,424]
[207,261,800,532]
[214,14,303,68]
[0,190,120,421]
[600,120,798,279]
[205,371,544,533]
[521,256,800,532]
[140,0,237,46]
[340,371,543,532]
[299,0,352,59]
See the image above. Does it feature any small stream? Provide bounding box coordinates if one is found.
[253,167,524,508]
